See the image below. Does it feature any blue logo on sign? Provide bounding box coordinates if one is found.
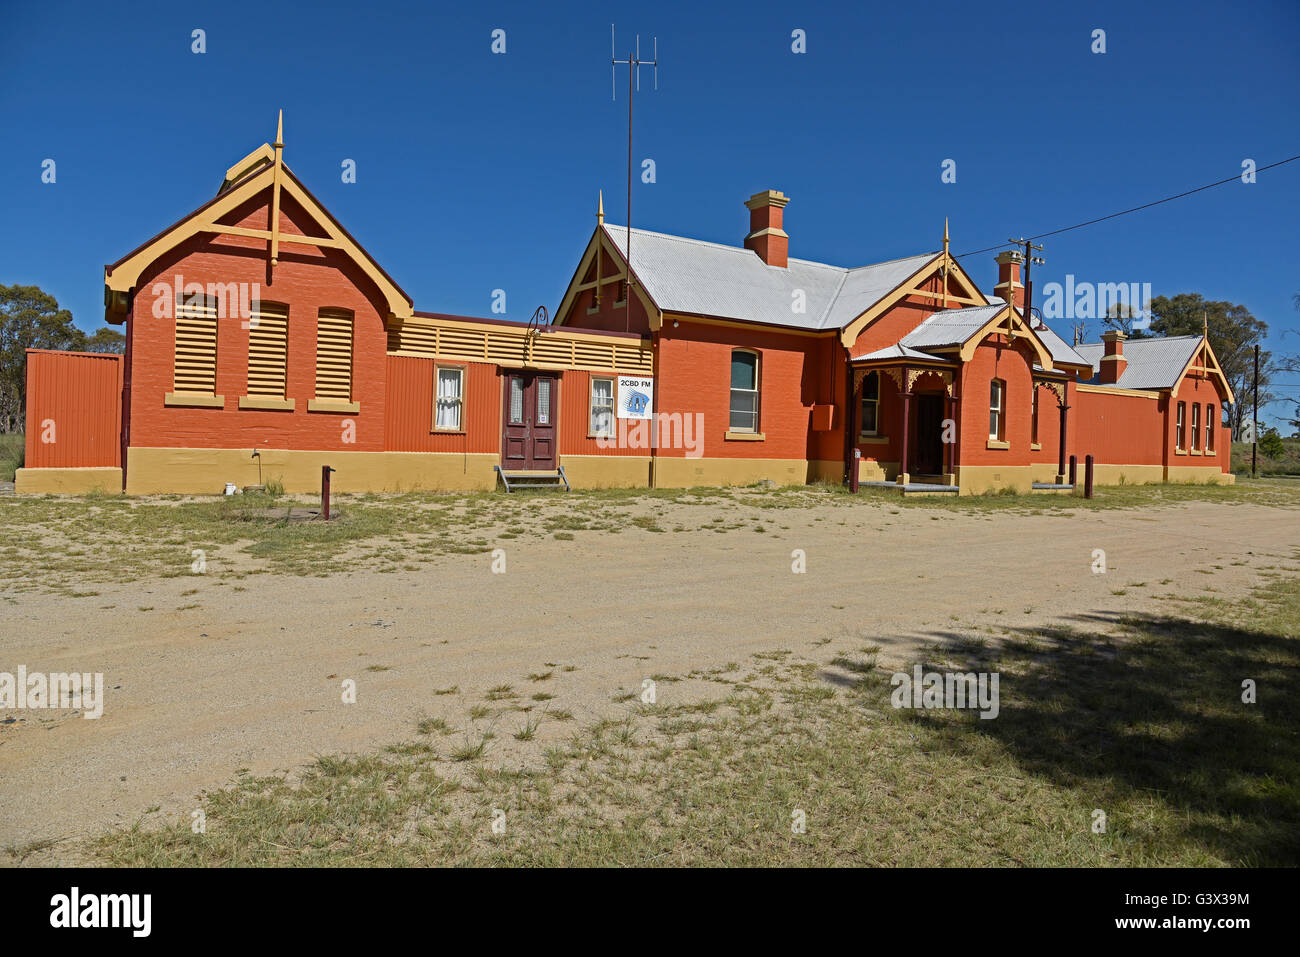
[624,389,650,416]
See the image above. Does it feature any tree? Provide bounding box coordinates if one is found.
[1259,426,1285,459]
[1147,293,1271,440]
[0,284,124,429]
[1102,302,1151,339]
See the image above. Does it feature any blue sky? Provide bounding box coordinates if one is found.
[2,0,1298,420]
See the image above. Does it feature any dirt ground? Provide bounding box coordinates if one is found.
[2,495,1296,864]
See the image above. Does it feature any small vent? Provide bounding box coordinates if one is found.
[247,304,289,397]
[315,309,353,400]
[174,297,218,394]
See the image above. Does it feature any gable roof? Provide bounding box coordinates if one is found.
[1074,335,1203,391]
[599,223,939,332]
[104,146,413,324]
[900,304,1005,350]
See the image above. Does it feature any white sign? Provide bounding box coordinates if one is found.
[616,375,654,420]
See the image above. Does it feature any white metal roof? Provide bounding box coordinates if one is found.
[1074,335,1202,390]
[602,223,936,331]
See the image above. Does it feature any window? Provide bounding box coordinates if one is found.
[1031,385,1040,445]
[989,379,1005,441]
[1190,404,1201,451]
[246,303,288,398]
[536,377,552,425]
[590,376,615,436]
[314,309,353,401]
[508,376,524,424]
[174,294,218,395]
[1176,402,1186,450]
[1207,405,1216,452]
[730,350,760,432]
[860,372,879,436]
[434,366,464,431]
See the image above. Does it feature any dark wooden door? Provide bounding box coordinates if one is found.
[501,372,557,470]
[914,393,944,475]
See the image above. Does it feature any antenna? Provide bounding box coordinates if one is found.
[611,24,659,332]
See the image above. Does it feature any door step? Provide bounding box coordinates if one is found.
[495,466,570,492]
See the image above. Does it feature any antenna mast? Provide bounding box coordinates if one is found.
[611,25,658,332]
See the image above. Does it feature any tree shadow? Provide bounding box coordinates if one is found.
[860,605,1300,865]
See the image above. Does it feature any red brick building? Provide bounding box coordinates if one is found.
[17,134,1234,495]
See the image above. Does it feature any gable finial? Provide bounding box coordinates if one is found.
[1202,309,1208,339]
[269,110,285,268]
[275,109,284,149]
[597,189,605,224]
[940,217,950,309]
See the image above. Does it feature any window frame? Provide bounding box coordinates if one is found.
[433,363,466,433]
[1030,384,1040,446]
[1176,401,1186,451]
[729,349,761,434]
[589,375,616,438]
[859,372,880,437]
[1206,404,1216,453]
[1190,403,1201,451]
[989,379,1006,442]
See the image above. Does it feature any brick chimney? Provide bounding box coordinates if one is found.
[744,190,789,268]
[994,250,1025,309]
[1099,330,1127,384]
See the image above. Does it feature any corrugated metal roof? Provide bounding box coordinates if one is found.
[851,344,954,363]
[1074,335,1201,390]
[899,304,1004,349]
[1029,317,1091,368]
[602,223,936,331]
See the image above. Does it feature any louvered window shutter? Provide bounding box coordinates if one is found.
[314,310,353,400]
[174,296,218,394]
[247,304,289,397]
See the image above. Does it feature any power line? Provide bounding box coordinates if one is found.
[955,154,1300,260]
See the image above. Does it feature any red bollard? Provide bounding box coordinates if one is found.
[322,465,335,520]
[1084,455,1094,499]
[1068,455,1077,487]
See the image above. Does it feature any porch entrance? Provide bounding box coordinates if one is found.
[913,393,945,475]
[501,371,557,471]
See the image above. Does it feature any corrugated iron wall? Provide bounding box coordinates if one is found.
[24,350,124,468]
[384,355,501,453]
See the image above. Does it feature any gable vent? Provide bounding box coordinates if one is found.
[314,309,354,400]
[247,303,289,397]
[173,296,218,394]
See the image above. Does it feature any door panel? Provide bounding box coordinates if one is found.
[500,372,558,470]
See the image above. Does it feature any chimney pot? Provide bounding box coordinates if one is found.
[1099,330,1128,383]
[744,190,790,268]
[994,250,1025,309]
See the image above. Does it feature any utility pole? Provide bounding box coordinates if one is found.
[1252,343,1259,478]
[611,26,658,333]
[1008,237,1045,321]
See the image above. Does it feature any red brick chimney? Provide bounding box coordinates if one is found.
[1099,330,1127,384]
[744,190,789,268]
[994,250,1025,309]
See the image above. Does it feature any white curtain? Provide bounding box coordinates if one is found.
[436,369,461,430]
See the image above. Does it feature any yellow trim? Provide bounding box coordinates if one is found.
[165,392,224,408]
[665,312,831,337]
[552,228,663,331]
[124,447,498,494]
[958,305,1054,369]
[839,255,988,348]
[558,454,651,489]
[986,439,1010,450]
[652,456,806,488]
[238,396,294,411]
[1075,384,1161,399]
[1174,448,1188,456]
[1170,336,1235,403]
[307,398,360,413]
[1029,442,1042,451]
[106,155,413,324]
[725,431,766,441]
[15,467,122,495]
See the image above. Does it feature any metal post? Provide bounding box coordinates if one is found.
[1069,454,1077,487]
[849,373,861,493]
[1252,344,1259,478]
[898,388,912,485]
[322,465,335,520]
[1057,400,1070,481]
[1084,454,1094,499]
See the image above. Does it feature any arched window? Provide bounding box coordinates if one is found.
[860,372,879,436]
[1190,404,1201,451]
[730,350,760,432]
[1176,402,1186,451]
[989,379,1006,441]
[1206,404,1216,452]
